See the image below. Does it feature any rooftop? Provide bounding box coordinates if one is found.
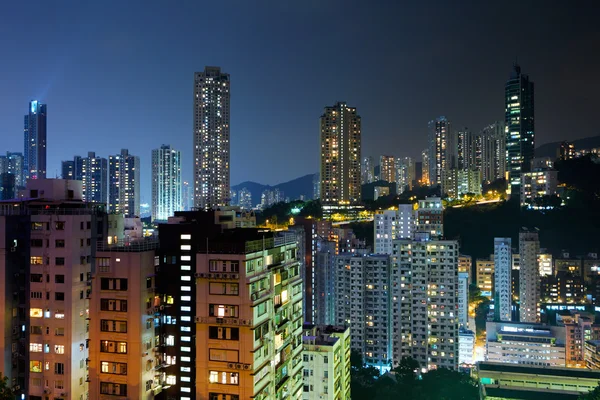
[478,362,600,380]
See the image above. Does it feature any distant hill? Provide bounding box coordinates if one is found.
[232,173,316,207]
[536,135,600,158]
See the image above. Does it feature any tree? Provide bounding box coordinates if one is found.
[579,384,600,400]
[0,376,13,400]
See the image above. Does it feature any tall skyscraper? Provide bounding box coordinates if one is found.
[480,122,506,183]
[193,66,230,210]
[0,151,25,188]
[319,102,361,212]
[494,238,512,321]
[182,181,193,211]
[505,64,535,192]
[421,149,430,185]
[361,156,375,184]
[63,154,107,204]
[455,128,472,170]
[0,179,100,400]
[519,230,541,322]
[82,152,108,204]
[428,116,451,185]
[151,145,182,221]
[24,100,47,180]
[396,157,415,193]
[109,149,140,217]
[394,235,459,371]
[61,155,83,181]
[379,155,395,183]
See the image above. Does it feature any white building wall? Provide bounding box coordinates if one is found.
[494,238,512,321]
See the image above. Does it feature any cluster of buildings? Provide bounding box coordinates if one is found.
[0,179,351,400]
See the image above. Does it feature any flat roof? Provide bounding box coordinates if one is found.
[484,386,579,400]
[478,362,600,380]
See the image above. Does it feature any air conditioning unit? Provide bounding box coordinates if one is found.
[227,362,235,369]
[194,316,202,323]
[243,364,251,370]
[251,293,258,301]
[235,363,242,369]
[223,273,229,279]
[61,392,67,397]
[231,273,239,279]
[146,310,153,315]
[216,318,224,324]
[216,274,222,278]
[159,305,165,310]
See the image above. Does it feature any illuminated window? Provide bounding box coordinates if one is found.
[54,345,65,354]
[30,308,43,318]
[29,343,43,352]
[30,361,42,373]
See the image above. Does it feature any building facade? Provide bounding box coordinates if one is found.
[494,238,512,321]
[393,236,459,371]
[479,122,506,183]
[108,149,140,217]
[428,116,451,185]
[374,205,414,255]
[151,145,182,221]
[361,156,375,185]
[0,179,102,400]
[24,100,47,180]
[301,325,351,400]
[82,152,108,205]
[519,230,541,323]
[505,64,535,193]
[333,254,392,371]
[414,197,443,238]
[193,66,231,210]
[89,240,158,399]
[319,102,361,213]
[486,322,566,367]
[378,155,395,183]
[156,216,303,400]
[476,259,495,298]
[520,170,559,207]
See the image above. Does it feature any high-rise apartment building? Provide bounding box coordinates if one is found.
[24,100,47,180]
[156,214,303,399]
[61,156,83,181]
[0,179,102,400]
[374,205,414,254]
[538,253,553,276]
[0,152,25,188]
[480,122,506,183]
[302,325,351,400]
[441,169,482,198]
[458,255,472,284]
[151,145,182,221]
[238,187,252,210]
[89,239,158,399]
[561,312,600,368]
[108,149,140,217]
[421,149,430,186]
[396,157,415,193]
[379,155,395,183]
[559,141,575,160]
[494,238,512,321]
[319,102,361,213]
[505,64,535,193]
[193,66,231,210]
[520,170,559,207]
[393,236,459,371]
[476,259,495,298]
[458,272,469,328]
[333,254,392,371]
[361,156,375,185]
[428,116,451,185]
[415,197,443,238]
[62,153,108,204]
[455,128,472,170]
[519,230,541,322]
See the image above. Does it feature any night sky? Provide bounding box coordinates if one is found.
[1,1,599,202]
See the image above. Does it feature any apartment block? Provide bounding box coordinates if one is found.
[519,230,541,323]
[156,213,303,400]
[0,179,102,400]
[393,235,459,371]
[414,197,443,238]
[374,204,414,254]
[301,325,351,400]
[476,258,494,298]
[88,239,158,398]
[332,254,392,371]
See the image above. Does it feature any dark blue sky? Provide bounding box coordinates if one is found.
[1,1,599,203]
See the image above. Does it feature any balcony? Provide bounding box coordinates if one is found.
[194,316,254,326]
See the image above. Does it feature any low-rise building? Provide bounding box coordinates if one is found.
[520,170,559,207]
[584,340,600,370]
[478,362,600,399]
[476,259,494,298]
[302,325,351,400]
[458,329,475,366]
[486,321,566,367]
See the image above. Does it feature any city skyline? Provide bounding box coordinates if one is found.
[0,2,599,202]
